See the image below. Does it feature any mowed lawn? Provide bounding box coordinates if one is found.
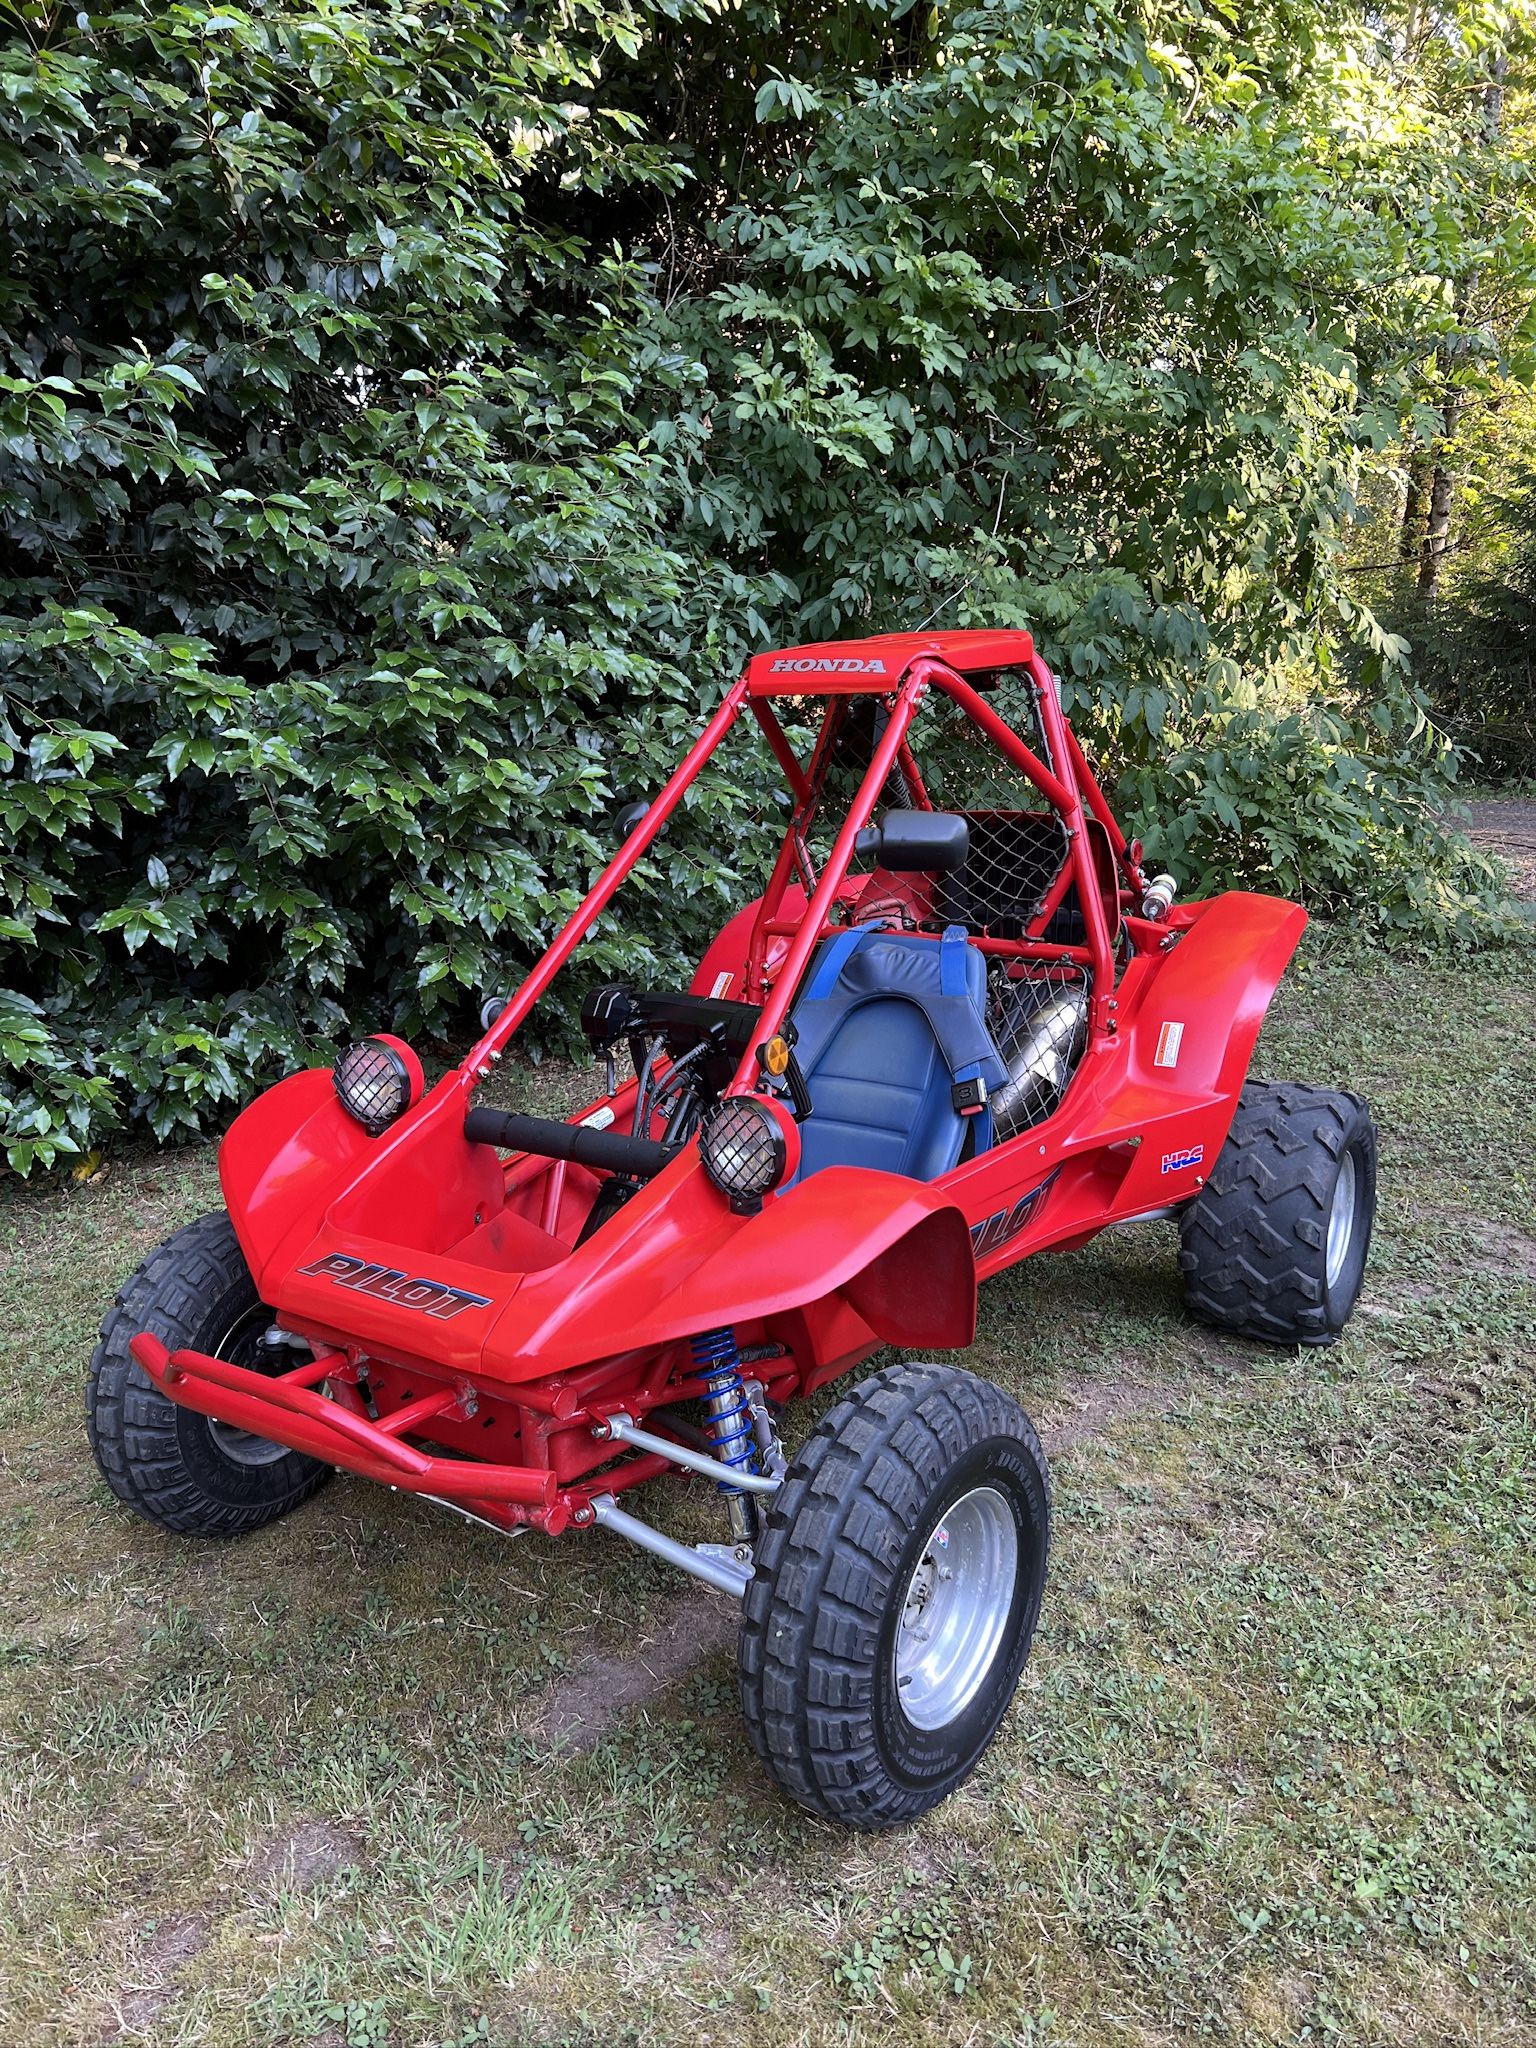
[1,939,1533,2048]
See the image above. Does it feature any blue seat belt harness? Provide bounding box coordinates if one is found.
[800,926,868,1005]
[940,924,992,1126]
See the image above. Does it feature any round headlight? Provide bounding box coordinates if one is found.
[333,1036,419,1136]
[699,1095,798,1214]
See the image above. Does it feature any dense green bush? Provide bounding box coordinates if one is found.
[1,0,784,1168]
[1,1,1527,1171]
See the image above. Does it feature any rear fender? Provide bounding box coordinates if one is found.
[1073,891,1306,1215]
[1125,891,1308,1101]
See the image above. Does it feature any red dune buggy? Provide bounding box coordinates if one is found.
[89,631,1376,1827]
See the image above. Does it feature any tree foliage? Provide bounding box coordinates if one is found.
[1,0,1531,1171]
[666,0,1533,919]
[1348,6,1536,771]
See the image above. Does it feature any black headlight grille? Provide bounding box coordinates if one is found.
[700,1097,783,1204]
[334,1039,410,1135]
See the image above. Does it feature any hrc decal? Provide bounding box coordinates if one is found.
[1160,1144,1204,1175]
[299,1254,491,1321]
[970,1169,1059,1258]
[769,656,888,675]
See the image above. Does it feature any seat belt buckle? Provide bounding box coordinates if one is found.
[952,1077,988,1116]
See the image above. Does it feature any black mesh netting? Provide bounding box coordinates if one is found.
[909,688,1071,938]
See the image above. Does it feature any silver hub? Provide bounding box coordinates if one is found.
[207,1416,291,1467]
[893,1485,1019,1731]
[205,1308,294,1468]
[1326,1150,1358,1291]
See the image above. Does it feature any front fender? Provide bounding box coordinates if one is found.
[219,1068,500,1299]
[673,1169,977,1351]
[219,1069,376,1295]
[488,1162,977,1374]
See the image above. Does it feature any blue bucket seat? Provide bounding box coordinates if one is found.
[787,926,1009,1184]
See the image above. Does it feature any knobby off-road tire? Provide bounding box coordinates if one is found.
[87,1211,328,1536]
[1179,1080,1377,1347]
[739,1361,1050,1829]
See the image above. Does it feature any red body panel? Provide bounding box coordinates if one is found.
[746,629,1035,694]
[946,891,1306,1270]
[155,633,1304,1535]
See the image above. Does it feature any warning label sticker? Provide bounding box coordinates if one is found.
[1154,1020,1184,1068]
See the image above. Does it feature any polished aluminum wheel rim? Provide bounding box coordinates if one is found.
[205,1306,292,1468]
[893,1485,1018,1731]
[207,1416,290,1467]
[1326,1151,1357,1290]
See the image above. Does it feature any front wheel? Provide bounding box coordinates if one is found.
[739,1361,1050,1829]
[87,1211,329,1537]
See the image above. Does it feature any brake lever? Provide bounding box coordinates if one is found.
[784,1051,813,1122]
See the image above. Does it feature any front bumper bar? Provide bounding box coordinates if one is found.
[128,1333,558,1513]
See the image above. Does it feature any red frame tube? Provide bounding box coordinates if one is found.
[933,667,1076,812]
[732,667,926,1080]
[131,1333,558,1508]
[1058,712,1141,879]
[461,675,750,1091]
[1020,652,1115,1029]
[750,696,813,806]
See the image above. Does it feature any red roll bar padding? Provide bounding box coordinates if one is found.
[128,1334,558,1509]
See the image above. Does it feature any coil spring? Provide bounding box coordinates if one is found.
[691,1327,759,1493]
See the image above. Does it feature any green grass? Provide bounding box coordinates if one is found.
[2,939,1534,2047]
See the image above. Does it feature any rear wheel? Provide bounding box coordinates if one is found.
[87,1212,329,1536]
[1178,1080,1377,1346]
[739,1361,1049,1829]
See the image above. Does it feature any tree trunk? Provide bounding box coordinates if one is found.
[1417,405,1460,596]
[1485,51,1507,138]
[1415,49,1505,601]
[1401,452,1429,561]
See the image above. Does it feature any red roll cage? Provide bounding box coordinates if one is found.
[459,630,1144,1096]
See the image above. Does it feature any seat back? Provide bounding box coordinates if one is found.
[787,928,1001,1184]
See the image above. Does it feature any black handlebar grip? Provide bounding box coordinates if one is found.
[463,1106,673,1179]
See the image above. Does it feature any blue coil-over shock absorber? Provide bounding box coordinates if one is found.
[692,1327,760,1542]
